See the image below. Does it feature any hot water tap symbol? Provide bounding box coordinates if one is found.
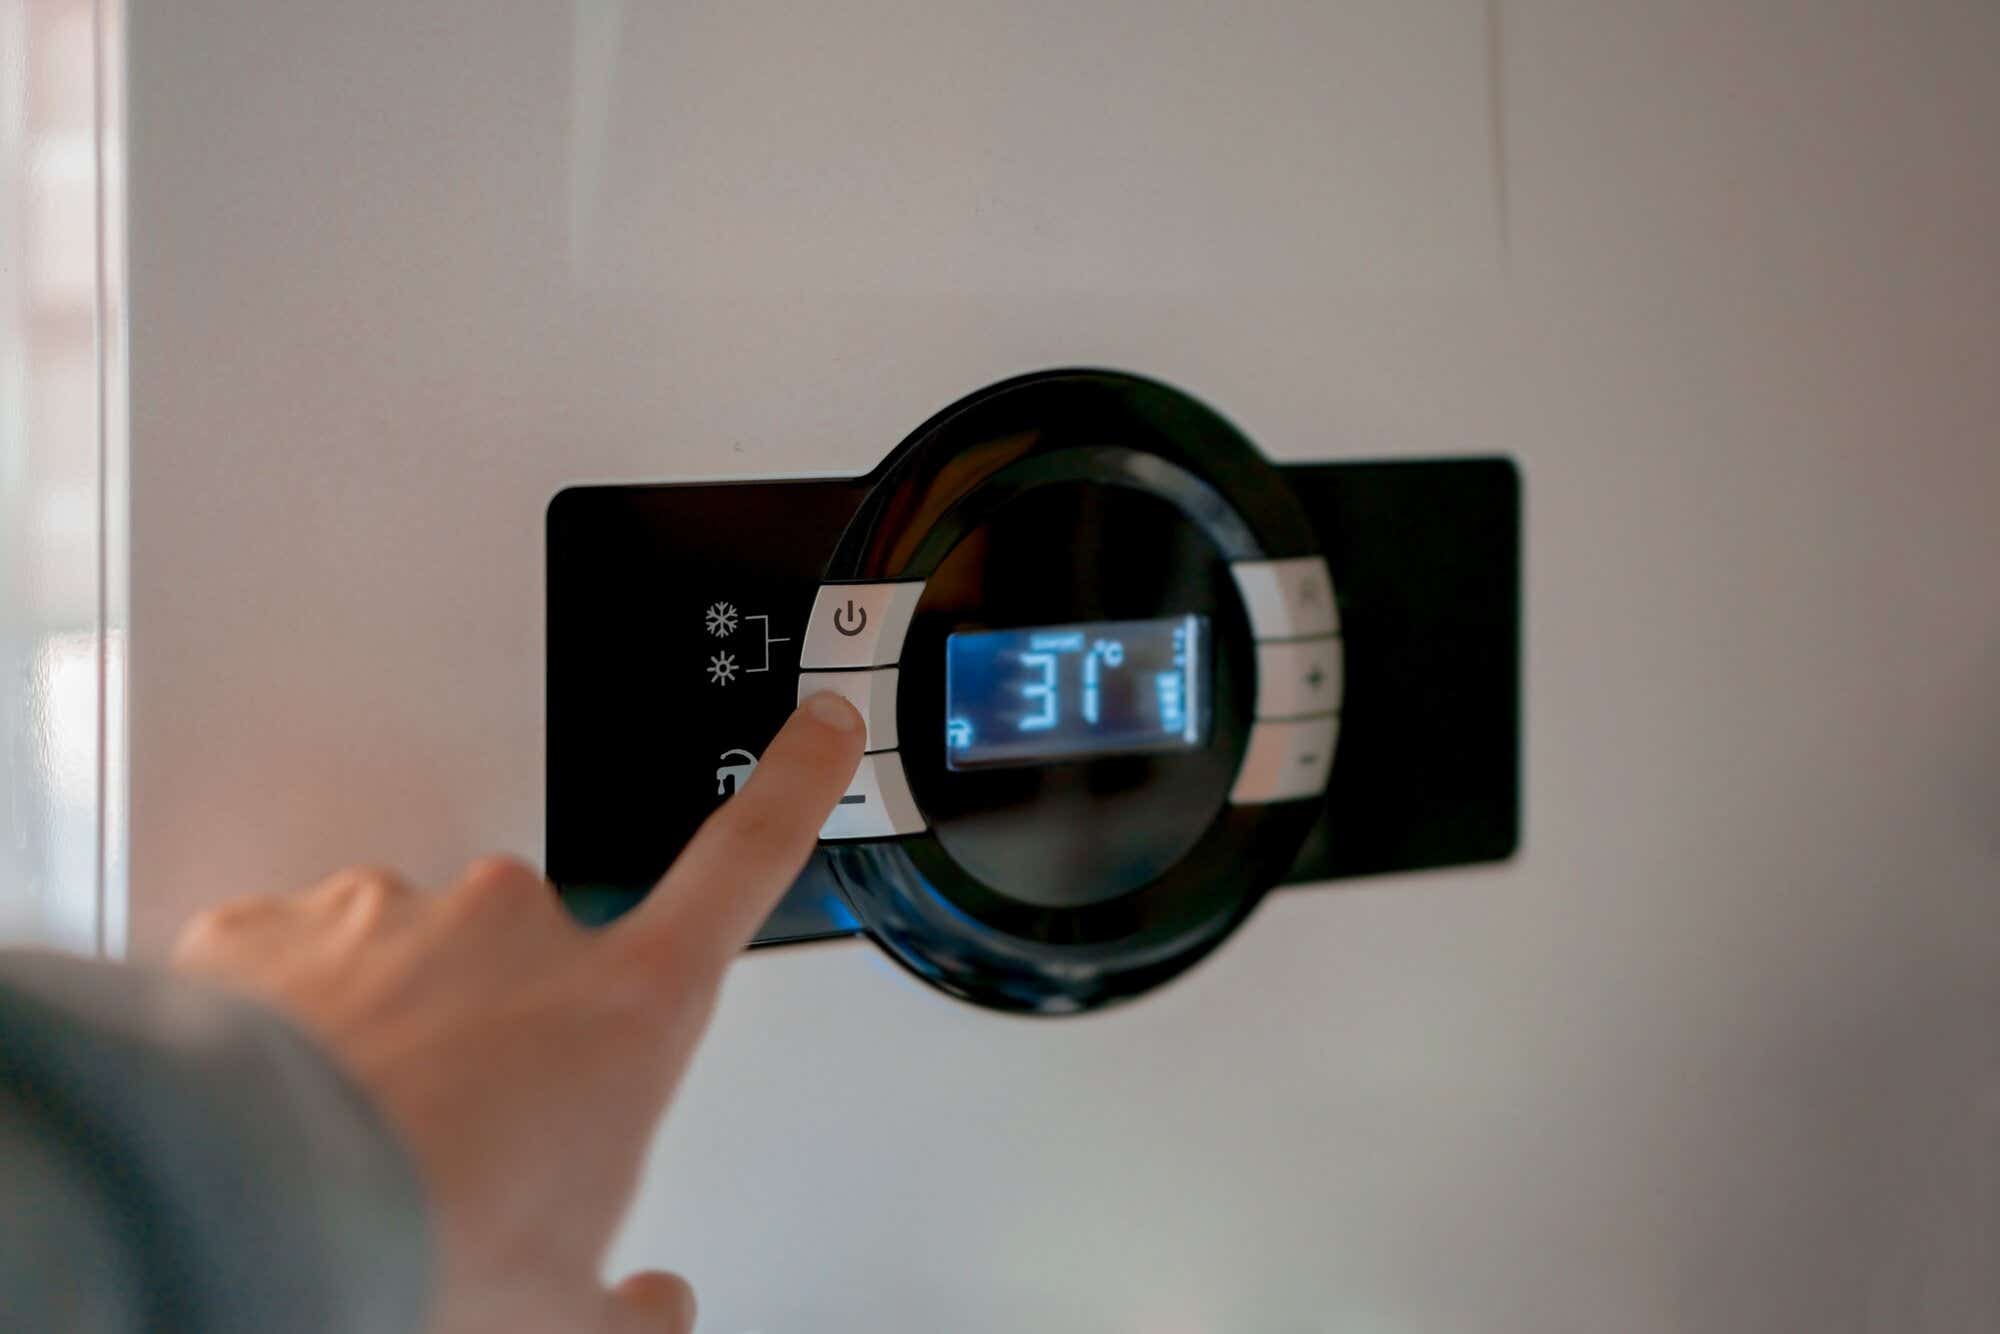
[715,749,758,796]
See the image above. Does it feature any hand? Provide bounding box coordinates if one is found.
[171,694,866,1334]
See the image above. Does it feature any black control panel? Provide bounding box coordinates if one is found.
[549,371,1519,1012]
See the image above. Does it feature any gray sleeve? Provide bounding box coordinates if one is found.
[0,951,432,1334]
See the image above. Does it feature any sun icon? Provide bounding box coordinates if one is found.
[706,651,738,686]
[704,601,739,638]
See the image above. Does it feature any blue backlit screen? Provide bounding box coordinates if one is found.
[945,615,1208,769]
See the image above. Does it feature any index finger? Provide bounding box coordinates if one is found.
[607,691,864,975]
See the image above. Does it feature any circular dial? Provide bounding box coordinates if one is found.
[905,482,1255,914]
[819,371,1338,1012]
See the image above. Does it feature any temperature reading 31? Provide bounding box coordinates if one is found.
[944,615,1208,769]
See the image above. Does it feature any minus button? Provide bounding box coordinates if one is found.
[818,753,926,840]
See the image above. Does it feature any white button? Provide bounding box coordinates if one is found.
[797,668,898,752]
[820,752,926,840]
[1253,638,1343,719]
[1229,717,1339,805]
[799,582,925,668]
[1230,558,1338,639]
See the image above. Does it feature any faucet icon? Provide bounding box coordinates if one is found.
[715,748,759,796]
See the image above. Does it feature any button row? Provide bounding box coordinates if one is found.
[796,668,899,751]
[1229,556,1342,806]
[795,566,1342,821]
[1253,638,1342,718]
[1229,715,1339,805]
[798,582,928,840]
[800,582,925,669]
[1229,556,1338,640]
[818,752,925,841]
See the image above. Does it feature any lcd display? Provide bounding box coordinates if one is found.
[945,616,1208,769]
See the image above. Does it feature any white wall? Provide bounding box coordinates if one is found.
[126,3,1999,1330]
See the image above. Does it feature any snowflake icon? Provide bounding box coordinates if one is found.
[704,601,739,638]
[706,651,739,686]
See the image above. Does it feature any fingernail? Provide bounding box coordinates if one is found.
[803,691,863,732]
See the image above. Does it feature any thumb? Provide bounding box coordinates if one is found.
[601,1270,697,1334]
[608,692,864,975]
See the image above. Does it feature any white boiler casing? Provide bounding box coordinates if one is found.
[17,2,2000,1330]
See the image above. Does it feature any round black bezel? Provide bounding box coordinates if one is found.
[896,464,1255,931]
[821,370,1325,1012]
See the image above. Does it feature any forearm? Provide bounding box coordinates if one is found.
[0,951,431,1333]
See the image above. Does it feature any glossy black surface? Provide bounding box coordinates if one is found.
[944,615,1207,769]
[826,372,1303,580]
[1279,457,1521,883]
[903,483,1251,914]
[810,373,1325,1010]
[827,801,1308,1012]
[545,372,1521,1002]
[545,474,867,931]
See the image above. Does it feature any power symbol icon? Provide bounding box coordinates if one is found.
[832,600,868,637]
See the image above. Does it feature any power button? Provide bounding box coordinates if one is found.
[799,582,925,669]
[831,600,868,636]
